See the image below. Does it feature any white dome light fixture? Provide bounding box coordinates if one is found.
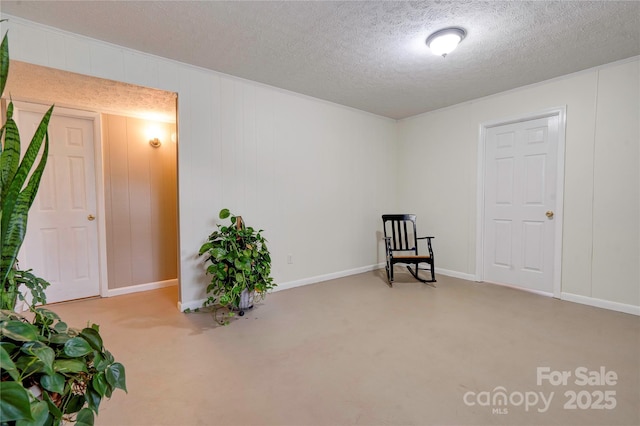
[426,27,467,57]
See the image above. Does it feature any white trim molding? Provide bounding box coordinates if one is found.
[107,279,177,298]
[435,268,476,282]
[178,263,383,312]
[483,280,554,298]
[561,292,640,316]
[275,264,383,293]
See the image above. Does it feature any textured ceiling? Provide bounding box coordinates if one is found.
[2,1,639,120]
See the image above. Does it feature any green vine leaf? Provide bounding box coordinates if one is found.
[0,344,20,380]
[75,407,95,426]
[1,320,38,341]
[105,362,127,392]
[63,337,93,357]
[0,381,33,422]
[80,327,103,352]
[40,372,65,394]
[53,359,87,374]
[92,371,108,396]
[20,399,49,426]
[21,341,55,376]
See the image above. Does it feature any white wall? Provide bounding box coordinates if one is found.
[1,16,398,308]
[397,59,640,313]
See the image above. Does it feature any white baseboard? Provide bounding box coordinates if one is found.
[178,263,384,312]
[434,267,476,282]
[274,263,384,292]
[105,279,177,298]
[561,292,640,316]
[481,280,554,298]
[178,298,206,312]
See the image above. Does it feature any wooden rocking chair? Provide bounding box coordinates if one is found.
[382,214,436,285]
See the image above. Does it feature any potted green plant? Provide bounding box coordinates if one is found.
[0,27,126,425]
[198,209,275,322]
[0,308,127,425]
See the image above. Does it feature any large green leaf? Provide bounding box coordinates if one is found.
[0,344,20,380]
[0,381,33,422]
[0,31,8,98]
[48,333,72,345]
[21,341,55,376]
[42,391,62,420]
[75,407,95,426]
[0,340,19,353]
[0,320,38,341]
[62,394,84,415]
[85,387,101,414]
[3,107,52,212]
[0,207,28,283]
[53,359,87,374]
[63,337,93,357]
[91,372,108,396]
[80,328,103,352]
[53,321,68,333]
[20,128,51,210]
[40,373,65,394]
[0,122,50,285]
[91,351,106,372]
[105,362,127,392]
[211,247,227,260]
[0,110,20,205]
[33,308,60,322]
[14,355,44,377]
[16,399,49,426]
[198,242,212,255]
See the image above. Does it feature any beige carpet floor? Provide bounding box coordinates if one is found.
[46,271,639,426]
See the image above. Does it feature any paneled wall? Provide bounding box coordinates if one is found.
[397,59,639,313]
[102,114,178,289]
[0,16,398,307]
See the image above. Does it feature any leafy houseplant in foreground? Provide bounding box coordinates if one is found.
[0,308,127,425]
[198,209,275,323]
[0,27,126,425]
[0,27,52,311]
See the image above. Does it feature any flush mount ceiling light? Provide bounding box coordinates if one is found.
[426,27,467,57]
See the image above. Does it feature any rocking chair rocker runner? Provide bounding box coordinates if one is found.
[382,214,436,285]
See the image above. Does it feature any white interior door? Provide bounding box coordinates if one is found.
[483,115,560,294]
[15,103,100,303]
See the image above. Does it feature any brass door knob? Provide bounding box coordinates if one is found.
[88,214,95,221]
[545,211,554,218]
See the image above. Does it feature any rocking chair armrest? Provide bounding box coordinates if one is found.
[417,236,435,258]
[383,237,393,255]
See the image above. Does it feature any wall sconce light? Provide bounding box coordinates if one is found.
[426,27,467,57]
[149,138,161,148]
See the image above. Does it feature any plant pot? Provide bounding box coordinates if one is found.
[238,288,254,310]
[14,299,26,313]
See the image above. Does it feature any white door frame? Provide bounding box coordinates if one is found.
[12,100,109,299]
[475,106,567,298]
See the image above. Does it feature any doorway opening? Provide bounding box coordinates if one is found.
[4,60,179,305]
